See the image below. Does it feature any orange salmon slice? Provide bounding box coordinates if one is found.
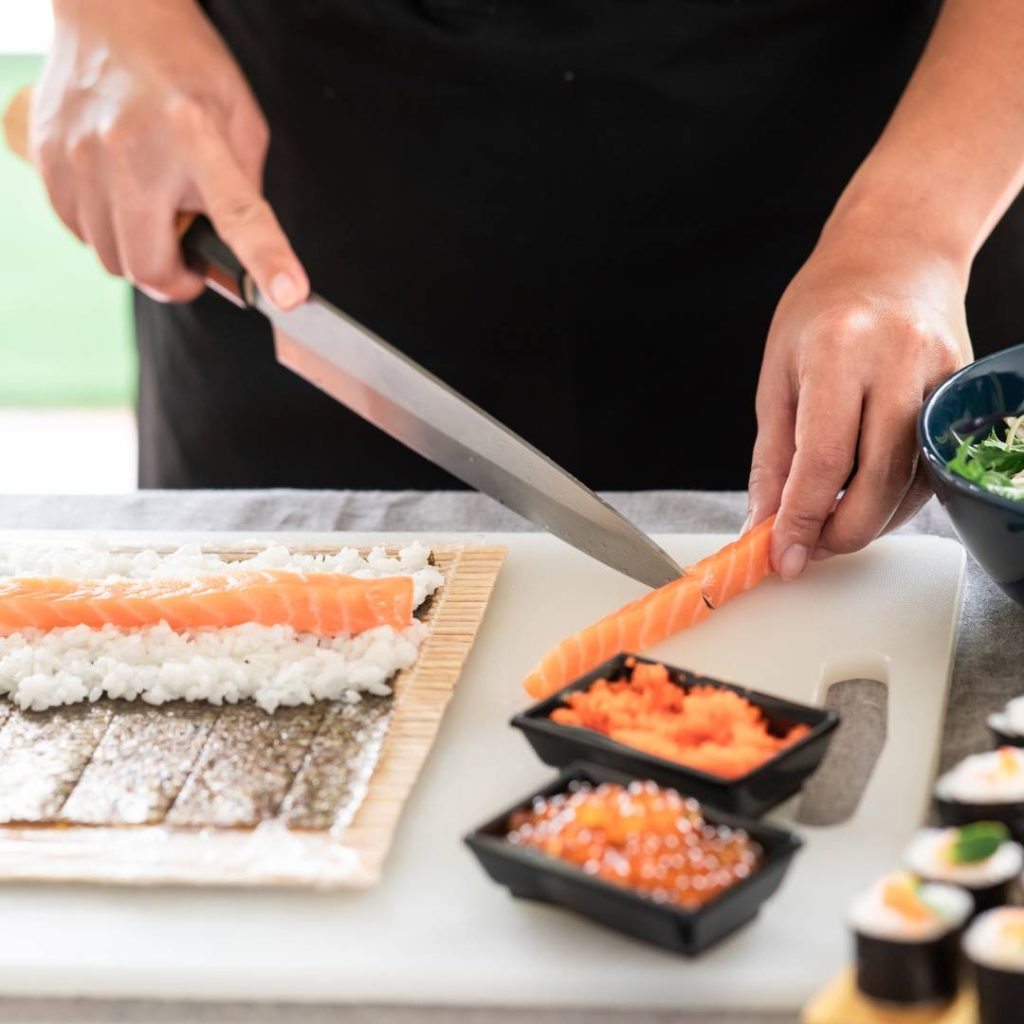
[524,516,776,699]
[0,570,414,636]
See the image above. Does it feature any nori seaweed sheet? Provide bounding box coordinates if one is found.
[60,701,220,825]
[280,696,394,831]
[165,704,327,828]
[0,691,397,832]
[0,703,112,823]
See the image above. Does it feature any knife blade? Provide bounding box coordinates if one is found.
[183,217,684,588]
[0,86,684,586]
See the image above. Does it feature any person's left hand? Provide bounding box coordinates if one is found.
[746,216,972,581]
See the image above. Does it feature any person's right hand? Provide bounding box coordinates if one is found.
[31,0,308,308]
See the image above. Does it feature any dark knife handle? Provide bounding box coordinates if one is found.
[181,215,254,308]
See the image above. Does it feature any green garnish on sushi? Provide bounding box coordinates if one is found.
[947,415,1024,500]
[946,822,1011,865]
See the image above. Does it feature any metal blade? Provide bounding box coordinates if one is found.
[254,291,683,588]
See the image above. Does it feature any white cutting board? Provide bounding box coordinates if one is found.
[0,530,965,1012]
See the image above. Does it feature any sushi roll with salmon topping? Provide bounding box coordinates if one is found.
[849,872,973,1007]
[988,696,1024,749]
[963,907,1024,1024]
[935,747,1024,842]
[904,823,1023,915]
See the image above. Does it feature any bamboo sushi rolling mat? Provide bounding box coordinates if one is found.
[0,489,1016,1024]
[0,543,506,888]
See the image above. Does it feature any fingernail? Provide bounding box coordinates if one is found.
[779,544,809,581]
[811,547,834,561]
[741,513,753,535]
[270,272,300,310]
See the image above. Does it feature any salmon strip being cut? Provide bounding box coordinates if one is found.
[523,516,776,699]
[0,570,414,636]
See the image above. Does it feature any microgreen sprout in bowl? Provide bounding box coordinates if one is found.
[947,413,1024,501]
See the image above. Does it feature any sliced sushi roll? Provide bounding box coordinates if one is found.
[849,872,973,1006]
[904,823,1023,915]
[988,695,1024,749]
[934,747,1024,842]
[963,907,1024,1024]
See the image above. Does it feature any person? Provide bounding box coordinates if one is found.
[28,0,1024,582]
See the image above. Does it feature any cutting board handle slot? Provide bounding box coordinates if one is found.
[796,678,889,828]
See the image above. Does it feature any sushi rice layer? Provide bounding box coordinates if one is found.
[991,695,1024,738]
[0,541,444,713]
[905,828,1024,888]
[1009,696,1024,736]
[849,874,973,942]
[936,748,1024,804]
[964,907,1024,971]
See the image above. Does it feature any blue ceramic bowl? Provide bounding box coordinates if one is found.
[919,343,1024,605]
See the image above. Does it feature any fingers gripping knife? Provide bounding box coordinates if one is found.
[4,86,682,588]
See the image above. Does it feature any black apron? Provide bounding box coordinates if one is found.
[135,0,1024,490]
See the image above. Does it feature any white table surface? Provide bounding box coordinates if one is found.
[0,488,1016,1024]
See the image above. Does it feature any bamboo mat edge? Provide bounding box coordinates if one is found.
[342,544,508,880]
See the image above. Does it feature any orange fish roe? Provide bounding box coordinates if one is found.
[882,875,936,925]
[550,661,811,779]
[507,780,762,909]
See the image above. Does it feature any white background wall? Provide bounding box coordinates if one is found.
[0,0,52,53]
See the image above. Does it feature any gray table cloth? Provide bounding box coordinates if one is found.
[0,489,1019,1024]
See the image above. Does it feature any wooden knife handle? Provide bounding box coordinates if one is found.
[3,85,31,162]
[181,215,252,307]
[3,83,251,306]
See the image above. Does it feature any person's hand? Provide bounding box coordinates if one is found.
[31,0,308,307]
[747,217,971,580]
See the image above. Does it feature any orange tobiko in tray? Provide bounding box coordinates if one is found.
[550,661,811,779]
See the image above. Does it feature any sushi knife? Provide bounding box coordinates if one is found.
[0,85,681,586]
[181,218,684,588]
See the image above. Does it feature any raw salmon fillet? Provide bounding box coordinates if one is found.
[0,570,414,636]
[524,516,776,699]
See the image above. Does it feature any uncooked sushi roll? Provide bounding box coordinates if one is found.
[963,907,1024,1024]
[849,873,973,1006]
[904,822,1023,915]
[934,747,1024,842]
[989,696,1024,749]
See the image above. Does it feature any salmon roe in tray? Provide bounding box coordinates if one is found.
[550,661,811,779]
[505,780,762,909]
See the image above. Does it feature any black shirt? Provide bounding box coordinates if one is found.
[136,0,1024,490]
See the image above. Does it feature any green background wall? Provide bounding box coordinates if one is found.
[0,54,134,407]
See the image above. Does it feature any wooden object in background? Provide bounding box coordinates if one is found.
[803,969,977,1024]
[2,84,31,161]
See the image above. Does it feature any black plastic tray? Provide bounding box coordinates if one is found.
[464,763,803,956]
[511,654,839,817]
